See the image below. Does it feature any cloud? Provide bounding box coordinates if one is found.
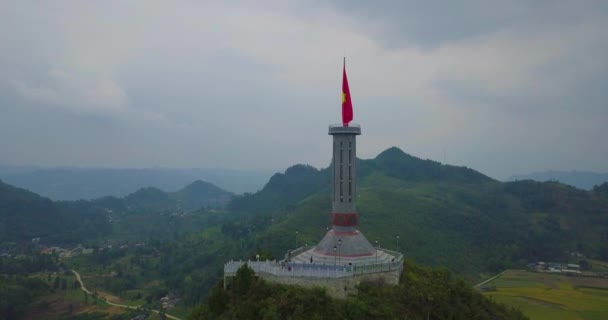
[0,0,607,179]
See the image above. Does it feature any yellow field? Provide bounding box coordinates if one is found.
[482,270,608,320]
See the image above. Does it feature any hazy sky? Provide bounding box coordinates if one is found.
[1,1,607,179]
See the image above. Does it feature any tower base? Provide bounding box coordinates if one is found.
[313,228,375,257]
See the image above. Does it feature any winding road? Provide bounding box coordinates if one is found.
[71,269,182,320]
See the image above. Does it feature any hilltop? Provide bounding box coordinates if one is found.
[231,147,608,276]
[190,262,528,320]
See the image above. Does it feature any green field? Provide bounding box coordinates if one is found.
[482,270,608,320]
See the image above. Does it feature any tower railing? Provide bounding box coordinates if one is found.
[329,123,360,129]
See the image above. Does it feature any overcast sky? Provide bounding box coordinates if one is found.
[1,0,607,180]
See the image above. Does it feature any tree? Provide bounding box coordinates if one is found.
[53,276,60,290]
[233,264,255,296]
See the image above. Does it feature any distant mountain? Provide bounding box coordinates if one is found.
[0,178,232,244]
[509,170,608,190]
[0,180,111,243]
[0,167,271,200]
[174,180,233,211]
[103,180,233,213]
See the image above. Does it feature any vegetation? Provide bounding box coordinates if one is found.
[0,275,51,319]
[189,262,528,320]
[0,181,111,244]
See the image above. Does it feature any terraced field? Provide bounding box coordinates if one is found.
[482,270,608,320]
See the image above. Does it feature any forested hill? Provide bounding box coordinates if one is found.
[0,180,110,243]
[116,179,233,212]
[228,147,493,216]
[226,147,608,276]
[365,147,494,183]
[190,262,528,320]
[0,179,233,244]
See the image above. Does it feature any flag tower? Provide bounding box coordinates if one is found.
[224,60,403,298]
[288,59,381,263]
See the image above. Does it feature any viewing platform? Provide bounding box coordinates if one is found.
[224,247,404,298]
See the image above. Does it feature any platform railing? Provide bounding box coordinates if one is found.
[225,254,404,280]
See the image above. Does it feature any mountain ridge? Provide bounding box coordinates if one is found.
[509,170,608,190]
[0,167,270,200]
[0,178,233,244]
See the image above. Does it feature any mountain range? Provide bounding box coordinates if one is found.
[0,167,270,200]
[1,146,607,286]
[0,179,233,244]
[509,170,608,190]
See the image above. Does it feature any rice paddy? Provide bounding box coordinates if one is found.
[482,270,608,320]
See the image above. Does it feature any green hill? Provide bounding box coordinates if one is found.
[173,180,234,211]
[0,180,111,244]
[230,147,608,277]
[106,180,233,214]
[0,178,233,245]
[190,262,528,320]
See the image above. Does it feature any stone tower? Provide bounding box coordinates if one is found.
[311,124,375,259]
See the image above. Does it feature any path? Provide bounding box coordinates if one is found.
[475,270,506,287]
[72,269,182,320]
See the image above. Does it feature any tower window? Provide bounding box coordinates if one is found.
[333,142,336,202]
[349,181,352,201]
[348,164,352,181]
[339,141,344,202]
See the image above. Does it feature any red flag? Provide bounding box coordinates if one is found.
[342,59,353,126]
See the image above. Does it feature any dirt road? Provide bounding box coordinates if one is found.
[72,269,182,320]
